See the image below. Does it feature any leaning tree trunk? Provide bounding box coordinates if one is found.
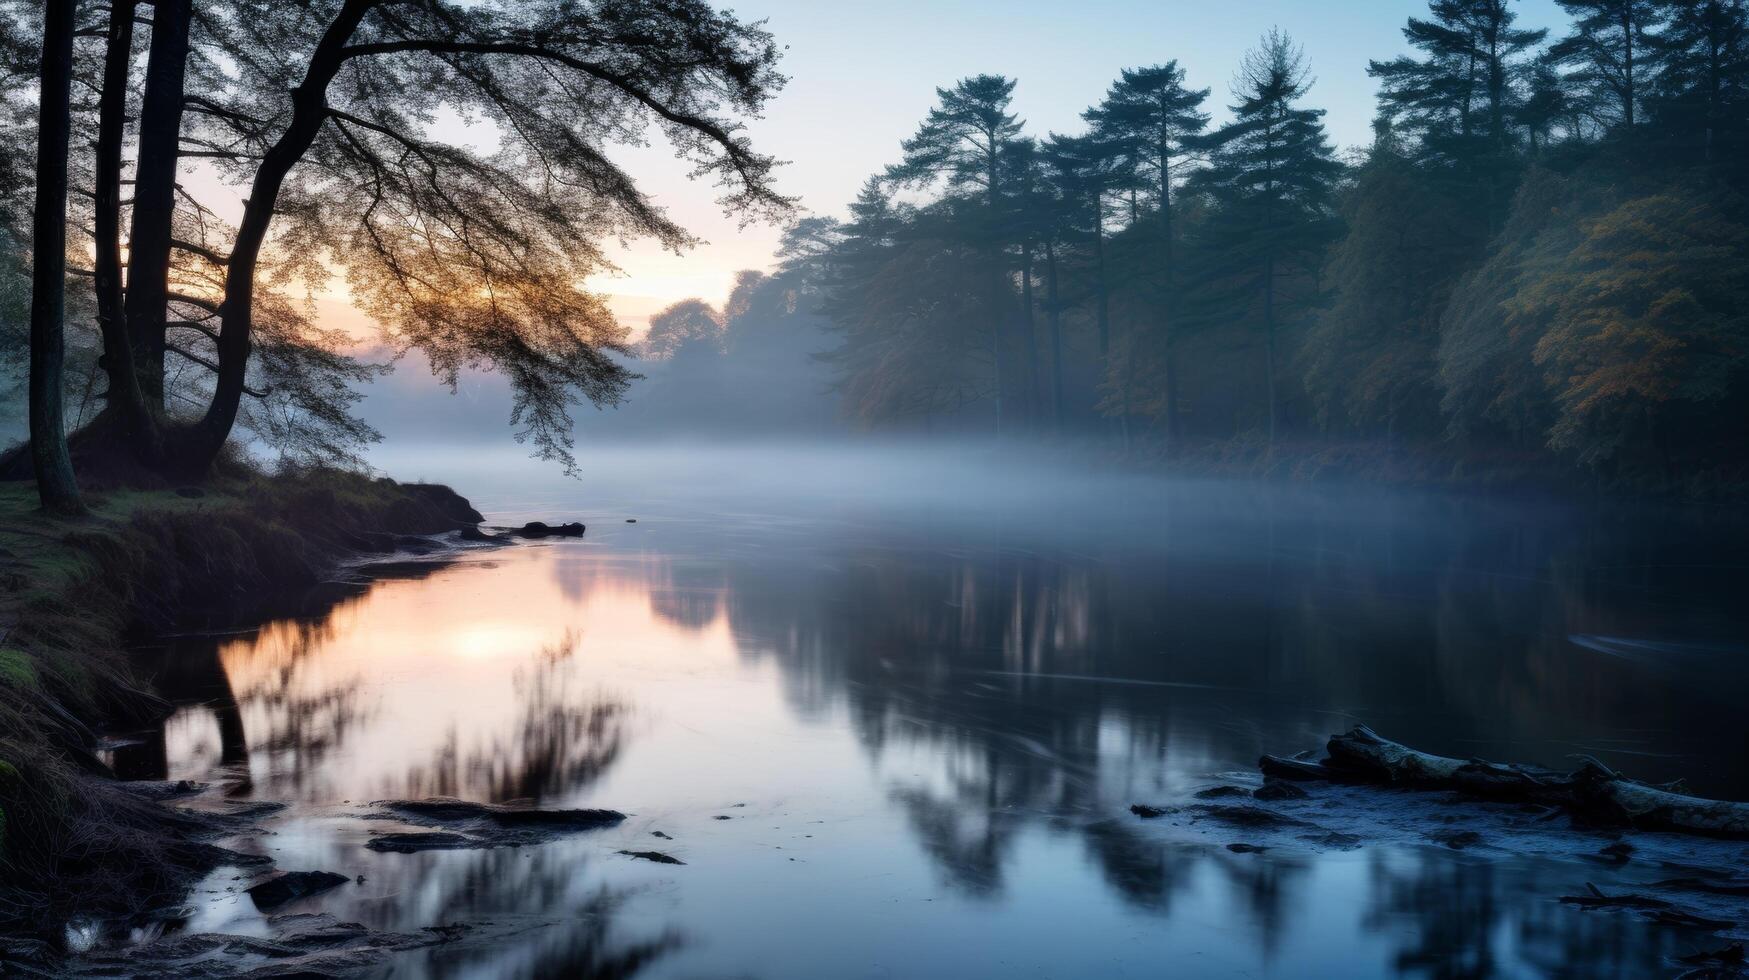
[28,0,83,515]
[124,0,193,413]
[188,0,378,472]
[93,0,159,457]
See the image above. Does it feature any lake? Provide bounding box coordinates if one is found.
[112,443,1749,978]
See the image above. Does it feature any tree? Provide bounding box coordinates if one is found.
[885,74,1023,433]
[1518,185,1749,468]
[1550,0,1665,131]
[1649,0,1749,160]
[122,0,191,417]
[1017,144,1080,430]
[1084,62,1210,446]
[91,0,154,455]
[1041,132,1123,359]
[30,0,790,477]
[997,136,1050,420]
[1372,1,1547,152]
[1437,168,1575,448]
[885,74,1023,207]
[1302,132,1470,439]
[0,8,33,230]
[1192,29,1343,450]
[27,0,81,514]
[1084,62,1210,243]
[818,180,988,428]
[1516,54,1579,151]
[641,300,725,361]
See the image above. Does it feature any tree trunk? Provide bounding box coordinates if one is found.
[1263,254,1277,453]
[189,0,378,470]
[1621,7,1635,130]
[1093,193,1110,357]
[29,0,83,515]
[1045,241,1065,432]
[1158,152,1177,454]
[1021,243,1040,427]
[124,0,194,413]
[989,262,1005,439]
[987,145,1005,438]
[93,0,159,455]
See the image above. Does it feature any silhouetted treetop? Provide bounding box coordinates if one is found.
[885,74,1022,204]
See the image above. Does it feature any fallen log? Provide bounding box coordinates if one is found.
[1571,762,1749,838]
[1261,726,1749,840]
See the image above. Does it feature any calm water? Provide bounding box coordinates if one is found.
[115,444,1749,978]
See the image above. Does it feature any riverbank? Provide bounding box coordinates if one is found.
[0,467,483,942]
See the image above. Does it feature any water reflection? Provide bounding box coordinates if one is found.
[121,472,1749,977]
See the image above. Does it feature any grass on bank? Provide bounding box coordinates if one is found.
[0,466,480,936]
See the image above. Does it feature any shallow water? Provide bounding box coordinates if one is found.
[114,443,1749,977]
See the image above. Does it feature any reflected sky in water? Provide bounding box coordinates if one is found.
[117,443,1749,978]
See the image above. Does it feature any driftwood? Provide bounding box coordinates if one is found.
[1261,725,1749,840]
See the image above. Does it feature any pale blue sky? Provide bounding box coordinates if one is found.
[595,0,1568,328]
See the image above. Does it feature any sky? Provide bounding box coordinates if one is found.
[578,0,1572,334]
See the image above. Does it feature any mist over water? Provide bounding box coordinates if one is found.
[121,440,1749,977]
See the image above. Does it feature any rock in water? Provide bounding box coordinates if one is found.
[365,831,479,853]
[246,871,350,910]
[618,849,686,865]
[364,798,626,853]
[515,521,585,538]
[1252,779,1309,801]
[374,798,623,830]
[1194,786,1252,800]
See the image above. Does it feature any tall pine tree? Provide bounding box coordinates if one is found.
[1192,30,1343,451]
[1085,63,1210,447]
[1369,1,1544,233]
[1550,0,1665,131]
[886,76,1025,432]
[1649,0,1749,160]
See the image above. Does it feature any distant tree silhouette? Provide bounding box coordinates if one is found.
[641,300,725,362]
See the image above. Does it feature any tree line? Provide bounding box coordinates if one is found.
[0,0,791,513]
[775,0,1748,485]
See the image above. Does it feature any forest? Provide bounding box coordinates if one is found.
[3,2,1748,496]
[639,0,1749,491]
